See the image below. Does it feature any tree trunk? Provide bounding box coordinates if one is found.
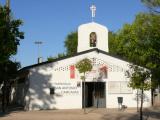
[137,89,139,112]
[2,64,8,113]
[140,89,144,120]
[2,86,5,113]
[83,72,86,114]
[2,83,6,113]
[158,85,160,106]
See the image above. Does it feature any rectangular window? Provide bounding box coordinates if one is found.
[108,81,132,94]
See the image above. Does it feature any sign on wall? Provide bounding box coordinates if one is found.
[53,82,81,95]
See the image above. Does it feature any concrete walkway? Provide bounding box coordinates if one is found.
[0,108,160,120]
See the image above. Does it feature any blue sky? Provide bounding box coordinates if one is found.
[0,0,147,67]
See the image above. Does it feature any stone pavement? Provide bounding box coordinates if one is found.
[0,108,160,120]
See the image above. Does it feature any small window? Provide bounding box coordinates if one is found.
[50,88,55,95]
[90,32,97,47]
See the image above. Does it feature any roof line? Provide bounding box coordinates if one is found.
[20,48,130,71]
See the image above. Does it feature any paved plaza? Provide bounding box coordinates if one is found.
[0,108,160,120]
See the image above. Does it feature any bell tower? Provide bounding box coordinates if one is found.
[77,5,109,53]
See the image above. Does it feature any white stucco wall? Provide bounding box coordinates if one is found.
[78,22,108,52]
[24,51,151,110]
[98,53,151,108]
[25,51,95,110]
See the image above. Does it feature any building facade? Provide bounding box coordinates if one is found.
[18,19,151,111]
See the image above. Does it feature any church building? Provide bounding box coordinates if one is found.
[17,5,151,110]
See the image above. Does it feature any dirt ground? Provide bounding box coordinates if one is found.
[0,108,160,120]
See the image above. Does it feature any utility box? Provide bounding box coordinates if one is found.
[117,97,123,110]
[117,97,123,104]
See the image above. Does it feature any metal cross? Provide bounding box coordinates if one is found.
[90,5,96,21]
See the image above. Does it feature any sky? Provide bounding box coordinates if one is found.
[0,0,148,67]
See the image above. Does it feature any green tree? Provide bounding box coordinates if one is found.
[76,58,92,113]
[0,6,24,62]
[0,2,24,112]
[115,13,160,86]
[141,0,160,13]
[47,53,66,61]
[108,31,117,55]
[129,65,151,120]
[113,13,160,119]
[64,31,78,56]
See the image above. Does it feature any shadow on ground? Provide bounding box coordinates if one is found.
[101,108,160,120]
[143,108,160,120]
[101,111,139,120]
[0,105,25,117]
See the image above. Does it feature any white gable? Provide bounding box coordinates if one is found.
[29,51,131,87]
[77,22,108,52]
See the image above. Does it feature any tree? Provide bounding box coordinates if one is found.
[114,13,160,86]
[113,12,160,119]
[47,53,66,61]
[128,65,151,120]
[64,31,78,56]
[76,58,92,113]
[108,31,117,55]
[0,6,24,62]
[0,2,24,112]
[141,0,160,13]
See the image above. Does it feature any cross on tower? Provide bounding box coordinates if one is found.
[90,5,96,21]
